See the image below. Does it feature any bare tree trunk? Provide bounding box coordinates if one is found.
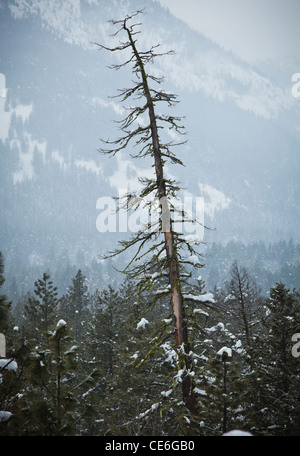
[124,23,198,416]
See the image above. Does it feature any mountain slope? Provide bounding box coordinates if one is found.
[0,0,299,279]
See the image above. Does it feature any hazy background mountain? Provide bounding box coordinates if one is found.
[0,0,299,297]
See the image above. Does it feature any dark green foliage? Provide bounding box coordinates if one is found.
[197,350,245,435]
[1,244,300,436]
[245,283,300,435]
[88,285,124,375]
[19,320,98,435]
[23,272,59,347]
[0,252,11,333]
[59,269,90,343]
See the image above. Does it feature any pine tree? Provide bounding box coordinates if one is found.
[20,319,98,435]
[59,269,90,344]
[0,252,11,333]
[200,348,246,435]
[246,283,300,435]
[0,253,30,435]
[88,284,124,376]
[193,315,247,435]
[96,10,210,422]
[86,282,161,435]
[0,252,13,429]
[23,273,59,347]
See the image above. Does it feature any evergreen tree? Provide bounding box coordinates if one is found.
[0,253,30,436]
[199,348,245,435]
[87,282,158,434]
[59,269,90,344]
[23,273,58,347]
[19,319,98,435]
[0,252,13,428]
[194,315,247,435]
[246,283,300,435]
[0,252,11,333]
[88,285,123,375]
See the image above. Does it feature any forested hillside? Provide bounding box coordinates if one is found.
[1,253,300,435]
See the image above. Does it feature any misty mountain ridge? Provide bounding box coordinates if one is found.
[0,0,299,290]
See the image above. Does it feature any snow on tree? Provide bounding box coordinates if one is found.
[95,10,210,421]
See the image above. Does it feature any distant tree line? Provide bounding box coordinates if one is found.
[3,238,299,307]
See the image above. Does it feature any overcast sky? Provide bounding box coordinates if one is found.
[157,0,300,63]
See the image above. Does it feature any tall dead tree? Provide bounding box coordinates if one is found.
[96,11,207,418]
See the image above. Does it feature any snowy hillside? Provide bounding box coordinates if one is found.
[0,0,299,279]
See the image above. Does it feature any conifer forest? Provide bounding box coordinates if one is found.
[1,5,300,438]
